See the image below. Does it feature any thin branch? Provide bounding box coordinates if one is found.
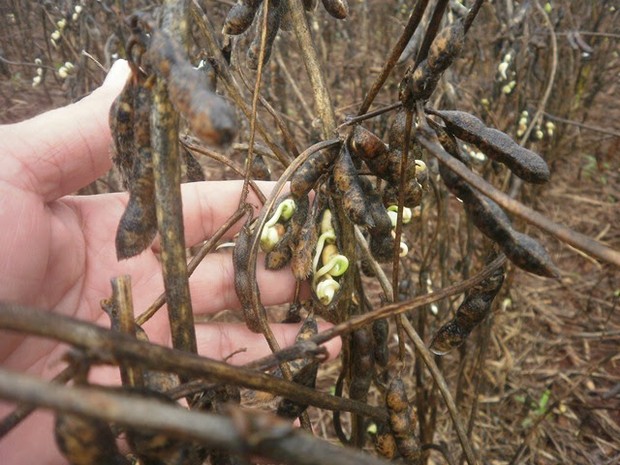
[136,207,248,325]
[0,302,387,422]
[284,0,336,136]
[0,368,392,465]
[357,0,430,115]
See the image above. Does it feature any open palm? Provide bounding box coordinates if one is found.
[0,60,339,464]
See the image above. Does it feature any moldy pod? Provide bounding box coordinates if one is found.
[109,75,136,190]
[386,377,421,464]
[223,1,262,35]
[55,412,128,465]
[291,147,338,198]
[247,0,283,70]
[430,264,505,355]
[115,79,158,260]
[146,30,237,146]
[333,144,375,228]
[430,109,550,183]
[426,20,465,73]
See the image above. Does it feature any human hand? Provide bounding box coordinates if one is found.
[0,60,340,464]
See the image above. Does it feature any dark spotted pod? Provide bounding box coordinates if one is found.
[303,0,317,10]
[109,76,136,190]
[372,318,390,367]
[436,129,559,278]
[291,200,318,280]
[277,313,319,418]
[401,60,441,104]
[427,21,465,73]
[247,0,282,70]
[265,195,308,271]
[382,180,423,208]
[251,153,271,180]
[333,145,375,227]
[115,81,158,260]
[431,109,550,183]
[291,148,338,198]
[430,265,505,355]
[55,413,128,465]
[386,377,421,464]
[349,327,374,401]
[374,422,398,459]
[233,214,262,333]
[223,2,261,35]
[321,0,349,19]
[147,30,237,146]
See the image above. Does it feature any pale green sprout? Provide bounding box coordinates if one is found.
[312,229,336,275]
[259,198,296,252]
[315,275,340,305]
[387,205,413,227]
[314,251,349,285]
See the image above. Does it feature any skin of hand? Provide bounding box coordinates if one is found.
[0,60,341,464]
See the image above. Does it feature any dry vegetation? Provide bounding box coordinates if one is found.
[1,1,619,464]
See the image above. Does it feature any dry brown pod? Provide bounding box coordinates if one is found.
[372,318,390,367]
[247,0,282,70]
[290,148,337,198]
[374,422,398,460]
[115,81,158,260]
[348,124,390,164]
[436,131,560,278]
[333,145,375,227]
[430,109,550,183]
[427,21,465,73]
[386,377,421,464]
[109,76,136,190]
[430,264,505,355]
[349,326,374,401]
[55,412,128,465]
[147,30,237,146]
[321,0,349,19]
[233,213,262,333]
[277,313,319,418]
[223,1,261,35]
[182,146,206,183]
[291,197,319,280]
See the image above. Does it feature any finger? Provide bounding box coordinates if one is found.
[194,321,342,365]
[166,179,289,251]
[0,60,130,202]
[68,179,288,257]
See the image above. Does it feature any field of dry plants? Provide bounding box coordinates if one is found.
[0,1,619,464]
